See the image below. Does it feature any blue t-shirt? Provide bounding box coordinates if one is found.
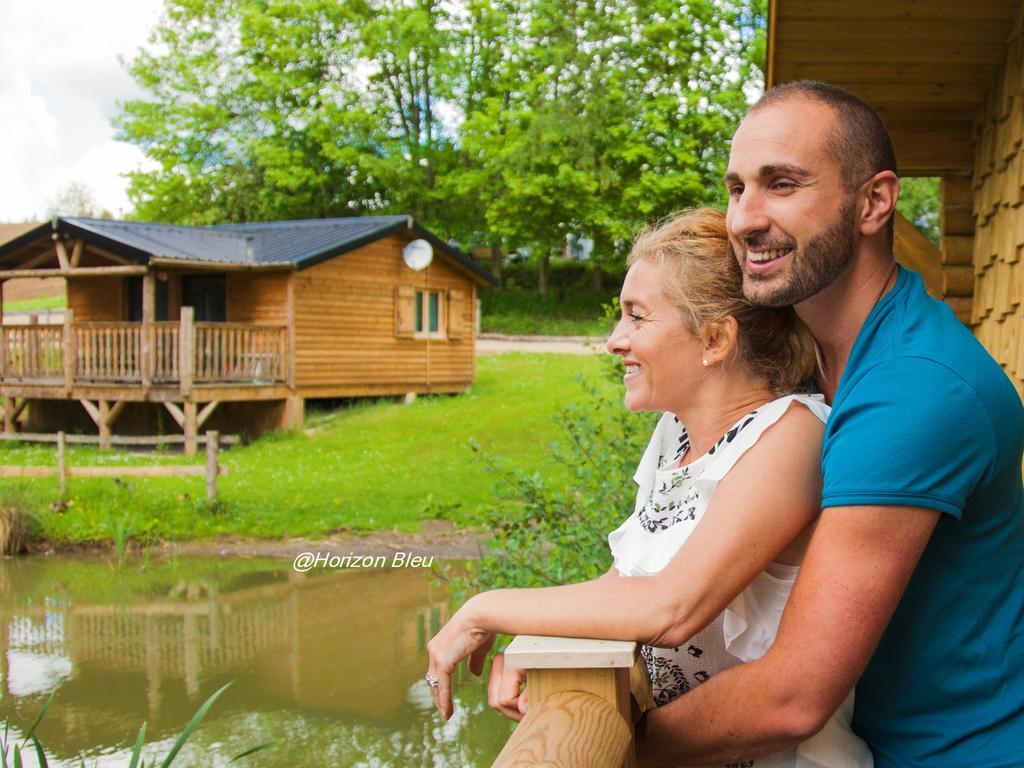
[821,267,1024,767]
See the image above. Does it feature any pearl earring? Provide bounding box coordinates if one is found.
[702,359,709,367]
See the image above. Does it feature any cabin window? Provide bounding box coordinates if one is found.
[414,290,445,338]
[125,277,169,322]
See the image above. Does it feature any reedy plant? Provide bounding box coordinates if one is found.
[1,683,276,768]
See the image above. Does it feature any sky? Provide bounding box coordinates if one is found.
[0,0,165,223]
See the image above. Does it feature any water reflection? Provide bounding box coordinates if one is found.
[0,556,512,766]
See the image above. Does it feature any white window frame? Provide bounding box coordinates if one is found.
[414,289,446,339]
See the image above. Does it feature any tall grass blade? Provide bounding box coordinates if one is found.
[229,741,278,762]
[157,681,232,768]
[23,691,54,744]
[128,722,147,768]
[30,736,47,768]
[11,745,20,768]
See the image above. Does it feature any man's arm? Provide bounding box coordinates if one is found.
[637,502,940,767]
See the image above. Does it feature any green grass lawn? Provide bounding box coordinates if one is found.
[0,353,615,545]
[3,295,67,312]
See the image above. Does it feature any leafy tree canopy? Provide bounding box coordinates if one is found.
[117,0,766,263]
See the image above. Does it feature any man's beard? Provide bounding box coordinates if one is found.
[739,197,857,308]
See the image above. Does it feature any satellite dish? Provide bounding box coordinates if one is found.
[403,239,433,271]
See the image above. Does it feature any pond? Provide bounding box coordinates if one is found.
[0,555,514,766]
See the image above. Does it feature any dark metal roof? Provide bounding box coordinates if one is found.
[0,216,497,285]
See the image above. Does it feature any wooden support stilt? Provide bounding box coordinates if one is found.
[99,400,111,450]
[197,400,219,430]
[79,399,101,426]
[184,402,197,456]
[163,401,185,429]
[3,398,16,433]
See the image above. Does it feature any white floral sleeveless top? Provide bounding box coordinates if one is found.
[608,394,873,768]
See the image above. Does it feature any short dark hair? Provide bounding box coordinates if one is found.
[751,80,898,244]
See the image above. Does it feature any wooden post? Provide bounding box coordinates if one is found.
[184,401,197,456]
[27,315,38,378]
[63,307,75,393]
[99,400,111,450]
[496,636,649,768]
[57,430,67,496]
[141,272,155,387]
[179,306,194,396]
[0,281,6,380]
[3,398,15,434]
[205,430,218,502]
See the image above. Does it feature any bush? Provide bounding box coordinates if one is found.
[500,258,624,293]
[456,354,656,592]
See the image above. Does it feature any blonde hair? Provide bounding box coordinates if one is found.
[627,208,817,395]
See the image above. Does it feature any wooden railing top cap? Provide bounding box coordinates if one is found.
[504,635,637,670]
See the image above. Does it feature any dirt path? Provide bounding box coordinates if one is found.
[476,332,606,356]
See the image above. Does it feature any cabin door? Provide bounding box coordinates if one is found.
[181,274,226,322]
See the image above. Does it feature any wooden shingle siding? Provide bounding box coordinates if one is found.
[972,4,1024,398]
[226,272,289,324]
[291,234,476,395]
[67,277,125,321]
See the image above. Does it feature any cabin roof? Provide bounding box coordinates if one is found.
[0,216,497,285]
[766,0,1019,175]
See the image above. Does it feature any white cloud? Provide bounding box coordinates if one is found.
[0,0,165,222]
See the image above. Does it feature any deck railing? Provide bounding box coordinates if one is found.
[0,314,288,389]
[0,324,64,381]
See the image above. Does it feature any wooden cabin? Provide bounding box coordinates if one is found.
[0,216,495,450]
[767,0,1024,399]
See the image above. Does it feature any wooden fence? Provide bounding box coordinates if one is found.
[0,430,235,501]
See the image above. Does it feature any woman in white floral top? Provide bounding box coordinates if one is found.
[426,208,872,767]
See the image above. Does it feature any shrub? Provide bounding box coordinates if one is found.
[458,352,656,592]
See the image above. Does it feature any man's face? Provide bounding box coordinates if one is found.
[724,99,858,307]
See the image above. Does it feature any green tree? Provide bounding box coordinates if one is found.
[117,0,383,224]
[117,0,765,291]
[896,176,940,246]
[459,0,765,292]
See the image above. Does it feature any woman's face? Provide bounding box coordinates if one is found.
[606,260,704,413]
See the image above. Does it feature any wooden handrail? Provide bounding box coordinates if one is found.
[0,320,289,387]
[493,636,652,768]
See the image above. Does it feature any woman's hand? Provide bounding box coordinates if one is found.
[487,651,528,722]
[425,596,497,720]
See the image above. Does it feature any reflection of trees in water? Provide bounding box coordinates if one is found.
[0,562,474,765]
[157,682,515,768]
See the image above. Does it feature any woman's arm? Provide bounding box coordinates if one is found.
[427,403,824,719]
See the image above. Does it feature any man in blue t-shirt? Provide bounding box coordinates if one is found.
[638,82,1024,767]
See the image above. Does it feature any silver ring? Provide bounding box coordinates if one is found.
[425,673,440,688]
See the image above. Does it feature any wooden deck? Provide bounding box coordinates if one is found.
[0,313,288,394]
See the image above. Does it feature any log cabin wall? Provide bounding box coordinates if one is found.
[226,271,290,324]
[292,234,477,398]
[66,276,126,321]
[972,8,1024,400]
